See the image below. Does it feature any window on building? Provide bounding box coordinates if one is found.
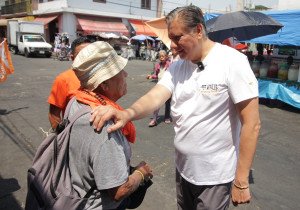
[38,0,43,3]
[141,0,151,10]
[93,0,106,3]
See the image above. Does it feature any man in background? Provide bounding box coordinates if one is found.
[47,36,91,129]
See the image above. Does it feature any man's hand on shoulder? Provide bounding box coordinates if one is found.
[90,105,129,132]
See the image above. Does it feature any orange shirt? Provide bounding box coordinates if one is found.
[48,69,80,112]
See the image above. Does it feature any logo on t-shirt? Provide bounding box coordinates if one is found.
[199,84,220,94]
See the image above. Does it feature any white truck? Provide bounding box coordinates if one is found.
[7,20,52,58]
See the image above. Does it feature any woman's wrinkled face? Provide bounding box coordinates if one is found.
[159,53,168,63]
[106,70,128,101]
[168,20,200,61]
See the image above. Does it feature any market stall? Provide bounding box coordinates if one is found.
[205,10,300,109]
[248,10,300,109]
[258,78,300,109]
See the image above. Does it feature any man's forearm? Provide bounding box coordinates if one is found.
[126,84,171,121]
[235,122,260,185]
[49,105,63,129]
[108,171,143,201]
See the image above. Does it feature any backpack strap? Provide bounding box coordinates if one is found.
[53,105,91,168]
[56,97,89,134]
[83,184,97,198]
[51,104,93,199]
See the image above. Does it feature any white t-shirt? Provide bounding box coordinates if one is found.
[158,43,258,185]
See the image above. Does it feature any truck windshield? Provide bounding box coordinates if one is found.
[24,36,45,42]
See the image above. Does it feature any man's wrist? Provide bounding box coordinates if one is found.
[124,108,135,121]
[233,177,249,187]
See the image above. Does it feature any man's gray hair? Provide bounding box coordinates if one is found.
[166,5,206,34]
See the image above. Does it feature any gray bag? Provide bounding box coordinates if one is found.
[25,98,94,210]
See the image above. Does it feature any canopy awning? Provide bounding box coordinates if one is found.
[76,16,129,35]
[129,19,156,37]
[34,15,58,25]
[0,19,7,26]
[146,17,170,48]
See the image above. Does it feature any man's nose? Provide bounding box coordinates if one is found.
[170,41,178,49]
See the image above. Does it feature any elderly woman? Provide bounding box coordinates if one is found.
[68,41,153,209]
[148,50,171,127]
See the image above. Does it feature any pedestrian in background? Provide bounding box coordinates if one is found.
[90,5,260,210]
[147,50,171,127]
[163,47,180,124]
[47,36,91,130]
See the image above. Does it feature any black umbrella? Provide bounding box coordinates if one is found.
[206,11,283,42]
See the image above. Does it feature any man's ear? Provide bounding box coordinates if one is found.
[100,82,109,91]
[70,54,74,61]
[196,24,204,38]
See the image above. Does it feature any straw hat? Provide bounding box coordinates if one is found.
[72,41,128,90]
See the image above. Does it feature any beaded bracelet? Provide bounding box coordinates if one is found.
[135,170,145,182]
[233,182,249,190]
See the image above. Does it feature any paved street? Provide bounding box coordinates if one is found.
[0,54,300,210]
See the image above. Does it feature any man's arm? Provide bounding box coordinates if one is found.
[125,84,171,121]
[232,97,261,204]
[48,104,63,129]
[107,162,153,201]
[91,84,171,132]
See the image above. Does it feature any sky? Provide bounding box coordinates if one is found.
[163,0,279,14]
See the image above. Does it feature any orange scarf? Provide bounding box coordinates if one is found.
[75,90,136,143]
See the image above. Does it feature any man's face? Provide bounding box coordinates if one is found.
[71,43,90,60]
[171,48,178,57]
[168,20,200,61]
[105,70,128,101]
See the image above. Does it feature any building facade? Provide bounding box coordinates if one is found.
[1,0,162,43]
[33,0,161,43]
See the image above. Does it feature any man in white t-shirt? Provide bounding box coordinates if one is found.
[90,5,260,210]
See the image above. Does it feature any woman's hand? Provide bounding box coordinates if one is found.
[90,105,128,132]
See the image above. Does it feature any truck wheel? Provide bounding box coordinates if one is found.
[24,48,30,58]
[45,53,52,58]
[13,47,18,55]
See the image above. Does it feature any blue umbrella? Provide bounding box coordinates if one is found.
[130,34,154,41]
